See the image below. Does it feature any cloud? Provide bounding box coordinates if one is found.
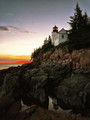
[0,25,36,34]
[20,30,36,34]
[9,26,36,34]
[8,26,32,33]
[0,26,10,32]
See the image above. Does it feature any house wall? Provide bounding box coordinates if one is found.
[59,33,68,43]
[59,29,68,43]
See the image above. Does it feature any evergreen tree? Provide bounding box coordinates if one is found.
[68,3,90,50]
[68,3,83,46]
[83,11,88,26]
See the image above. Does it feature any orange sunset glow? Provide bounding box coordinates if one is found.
[0,55,32,64]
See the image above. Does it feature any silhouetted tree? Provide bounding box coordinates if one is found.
[83,11,88,26]
[68,3,90,50]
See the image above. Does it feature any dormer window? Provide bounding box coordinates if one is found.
[62,34,64,38]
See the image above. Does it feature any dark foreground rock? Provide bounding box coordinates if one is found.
[0,97,90,120]
[0,60,70,109]
[56,69,90,115]
[0,97,20,119]
[0,60,90,116]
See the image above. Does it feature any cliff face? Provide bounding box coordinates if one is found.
[0,60,90,115]
[34,47,90,70]
[0,47,90,119]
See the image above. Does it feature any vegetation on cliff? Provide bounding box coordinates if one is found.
[31,41,54,58]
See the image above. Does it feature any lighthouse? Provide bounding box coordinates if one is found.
[51,25,68,46]
[51,25,59,46]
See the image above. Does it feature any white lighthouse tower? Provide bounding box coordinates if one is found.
[51,25,59,46]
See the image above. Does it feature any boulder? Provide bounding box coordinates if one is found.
[56,69,90,115]
[0,73,20,99]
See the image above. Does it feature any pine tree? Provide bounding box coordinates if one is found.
[68,3,90,50]
[83,11,88,26]
[69,3,83,44]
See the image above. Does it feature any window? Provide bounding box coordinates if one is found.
[62,34,64,38]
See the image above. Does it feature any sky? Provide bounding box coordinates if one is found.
[0,0,90,63]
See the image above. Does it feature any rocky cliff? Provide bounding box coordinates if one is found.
[34,47,90,70]
[0,47,90,119]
